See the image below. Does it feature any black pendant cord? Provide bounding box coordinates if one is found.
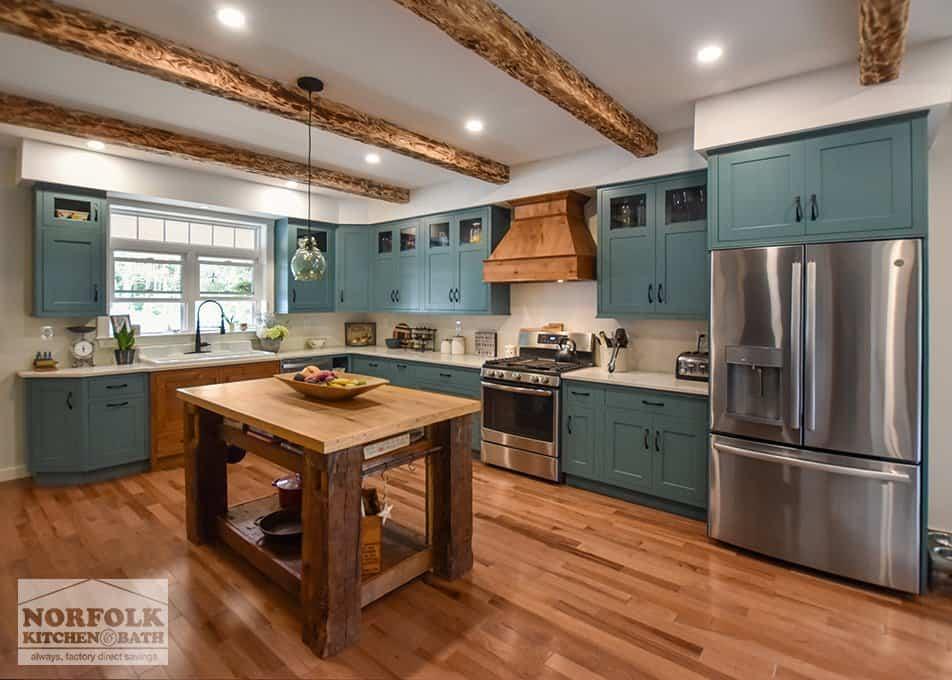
[306,89,312,244]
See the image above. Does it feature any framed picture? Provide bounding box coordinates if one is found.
[110,314,132,336]
[345,322,376,347]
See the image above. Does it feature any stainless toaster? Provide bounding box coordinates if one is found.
[676,334,709,382]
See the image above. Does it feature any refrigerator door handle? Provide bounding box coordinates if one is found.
[712,442,912,484]
[805,259,817,431]
[790,261,802,430]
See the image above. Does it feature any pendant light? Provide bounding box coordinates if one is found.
[290,76,327,282]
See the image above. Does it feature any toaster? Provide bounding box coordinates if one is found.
[676,334,709,382]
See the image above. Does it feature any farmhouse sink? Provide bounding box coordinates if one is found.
[138,341,275,365]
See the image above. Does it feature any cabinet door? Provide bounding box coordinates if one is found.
[455,210,490,313]
[394,220,421,311]
[715,141,805,245]
[601,406,653,492]
[391,361,415,388]
[351,357,394,381]
[372,225,397,311]
[41,191,104,229]
[288,226,334,312]
[219,361,280,383]
[39,226,105,316]
[423,215,457,312]
[651,414,707,508]
[27,380,87,473]
[562,400,600,481]
[336,227,370,311]
[803,121,912,237]
[150,367,220,466]
[89,397,149,469]
[655,175,708,318]
[598,184,657,314]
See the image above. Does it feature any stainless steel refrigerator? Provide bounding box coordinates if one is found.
[709,239,923,593]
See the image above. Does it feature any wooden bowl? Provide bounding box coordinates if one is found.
[273,371,389,401]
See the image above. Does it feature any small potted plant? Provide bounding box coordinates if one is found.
[224,314,237,333]
[114,324,137,365]
[257,324,289,352]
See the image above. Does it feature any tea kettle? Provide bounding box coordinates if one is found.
[556,337,577,363]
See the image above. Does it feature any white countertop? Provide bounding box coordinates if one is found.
[564,368,709,397]
[17,345,487,378]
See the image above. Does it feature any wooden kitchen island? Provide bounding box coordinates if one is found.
[176,378,479,658]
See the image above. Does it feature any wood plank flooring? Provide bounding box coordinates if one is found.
[2,456,952,679]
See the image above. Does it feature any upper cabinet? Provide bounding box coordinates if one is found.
[709,113,926,249]
[33,185,108,317]
[336,226,370,312]
[371,218,422,312]
[423,206,510,315]
[597,171,708,319]
[273,218,336,313]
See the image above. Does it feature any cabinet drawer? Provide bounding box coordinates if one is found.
[89,373,147,399]
[89,396,149,469]
[605,387,706,420]
[563,383,605,407]
[414,364,480,396]
[351,356,391,376]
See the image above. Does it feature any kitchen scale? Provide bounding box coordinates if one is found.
[67,325,97,368]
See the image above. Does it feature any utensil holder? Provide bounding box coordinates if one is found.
[607,348,629,373]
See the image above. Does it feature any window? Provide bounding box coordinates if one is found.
[108,205,265,334]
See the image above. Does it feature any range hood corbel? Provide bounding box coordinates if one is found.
[483,191,596,283]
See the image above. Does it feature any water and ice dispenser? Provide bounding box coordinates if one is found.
[724,345,784,425]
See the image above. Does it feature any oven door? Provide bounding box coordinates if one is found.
[481,381,558,456]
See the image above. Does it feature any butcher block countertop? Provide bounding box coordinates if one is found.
[176,377,480,454]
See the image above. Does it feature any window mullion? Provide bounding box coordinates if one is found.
[185,251,200,332]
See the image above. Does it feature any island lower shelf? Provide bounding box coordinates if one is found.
[217,495,433,607]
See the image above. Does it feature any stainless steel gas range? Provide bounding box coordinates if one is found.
[480,330,594,481]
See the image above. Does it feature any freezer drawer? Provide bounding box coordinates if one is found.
[709,435,921,593]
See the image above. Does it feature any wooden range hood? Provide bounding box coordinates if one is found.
[483,191,596,283]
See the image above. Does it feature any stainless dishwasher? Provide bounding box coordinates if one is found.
[278,355,348,373]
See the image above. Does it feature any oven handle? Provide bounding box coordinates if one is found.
[481,381,554,397]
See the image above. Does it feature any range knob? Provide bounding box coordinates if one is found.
[530,375,541,384]
[514,373,523,381]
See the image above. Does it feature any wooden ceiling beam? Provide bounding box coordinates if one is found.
[0,0,509,184]
[859,0,911,85]
[0,92,411,203]
[392,0,657,157]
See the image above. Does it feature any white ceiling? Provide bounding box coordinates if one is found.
[1,0,950,195]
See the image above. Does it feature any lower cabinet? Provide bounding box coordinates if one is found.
[562,381,708,511]
[26,374,150,484]
[150,361,280,468]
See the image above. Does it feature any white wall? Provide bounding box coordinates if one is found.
[929,113,952,531]
[694,37,952,151]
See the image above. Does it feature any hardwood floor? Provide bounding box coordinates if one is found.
[2,456,952,679]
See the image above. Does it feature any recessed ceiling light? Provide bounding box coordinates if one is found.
[364,152,381,165]
[284,180,298,189]
[216,6,246,30]
[696,44,723,64]
[86,140,105,151]
[464,118,484,134]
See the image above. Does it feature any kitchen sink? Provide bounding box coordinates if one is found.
[138,341,276,365]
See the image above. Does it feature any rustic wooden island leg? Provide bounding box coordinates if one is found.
[300,445,364,657]
[427,416,474,579]
[184,404,227,544]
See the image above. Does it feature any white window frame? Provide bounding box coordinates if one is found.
[108,203,267,335]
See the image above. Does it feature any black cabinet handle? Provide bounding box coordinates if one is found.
[105,384,127,390]
[655,431,661,452]
[292,288,297,303]
[439,372,452,378]
[567,415,573,435]
[449,288,453,303]
[643,428,649,449]
[642,400,664,407]
[648,284,654,304]
[368,362,378,368]
[66,391,73,410]
[658,283,664,303]
[339,289,344,304]
[106,401,129,408]
[810,194,818,221]
[93,205,99,222]
[570,390,590,397]
[794,195,802,222]
[396,364,407,369]
[390,290,395,303]
[93,284,99,302]
[395,290,400,303]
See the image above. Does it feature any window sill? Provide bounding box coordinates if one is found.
[96,329,257,346]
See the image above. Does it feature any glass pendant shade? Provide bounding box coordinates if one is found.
[290,235,327,281]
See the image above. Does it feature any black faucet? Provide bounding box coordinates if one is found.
[188,299,226,354]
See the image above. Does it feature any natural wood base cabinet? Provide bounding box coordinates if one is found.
[150,361,280,468]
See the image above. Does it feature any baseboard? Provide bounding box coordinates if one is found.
[0,464,29,483]
[565,475,707,521]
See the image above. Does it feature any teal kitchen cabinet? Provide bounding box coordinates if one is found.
[26,373,150,485]
[597,171,707,319]
[336,226,370,311]
[350,356,395,382]
[33,186,108,317]
[709,113,926,248]
[274,218,335,313]
[372,219,422,311]
[423,206,510,314]
[560,381,708,514]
